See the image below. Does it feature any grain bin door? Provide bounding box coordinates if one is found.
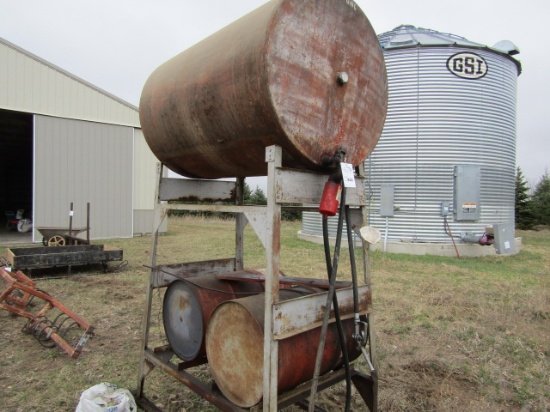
[33,115,134,241]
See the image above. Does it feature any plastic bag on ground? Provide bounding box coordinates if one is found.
[75,382,137,412]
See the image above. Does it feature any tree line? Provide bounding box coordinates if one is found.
[515,167,550,229]
[169,183,301,221]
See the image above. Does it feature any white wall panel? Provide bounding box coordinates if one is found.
[0,38,139,127]
[34,115,133,240]
[133,129,158,210]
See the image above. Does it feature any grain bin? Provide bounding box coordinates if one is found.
[301,25,521,255]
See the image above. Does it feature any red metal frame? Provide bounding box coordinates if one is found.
[0,267,94,358]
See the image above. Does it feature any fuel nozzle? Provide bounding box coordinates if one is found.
[319,150,345,217]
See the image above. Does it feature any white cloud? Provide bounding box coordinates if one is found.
[1,0,547,182]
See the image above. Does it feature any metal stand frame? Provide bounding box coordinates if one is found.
[135,145,377,411]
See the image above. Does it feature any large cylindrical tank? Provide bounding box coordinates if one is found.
[205,289,360,408]
[140,0,387,178]
[301,25,521,251]
[163,273,265,361]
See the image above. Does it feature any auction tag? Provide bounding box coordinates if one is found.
[341,163,356,188]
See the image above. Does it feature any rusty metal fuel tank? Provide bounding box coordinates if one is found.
[205,289,361,407]
[140,0,387,178]
[162,272,265,361]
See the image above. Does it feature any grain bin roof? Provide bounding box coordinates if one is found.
[378,25,521,74]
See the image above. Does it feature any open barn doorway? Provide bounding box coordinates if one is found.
[0,108,33,244]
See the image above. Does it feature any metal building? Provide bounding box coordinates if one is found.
[301,25,521,255]
[0,36,159,243]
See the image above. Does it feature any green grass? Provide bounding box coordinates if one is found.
[0,219,549,411]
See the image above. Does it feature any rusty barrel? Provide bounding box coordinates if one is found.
[205,289,360,407]
[162,272,265,361]
[140,0,387,178]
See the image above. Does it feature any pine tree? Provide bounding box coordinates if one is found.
[531,170,550,226]
[515,167,536,229]
[246,187,267,205]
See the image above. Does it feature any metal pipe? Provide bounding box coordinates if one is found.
[444,217,461,259]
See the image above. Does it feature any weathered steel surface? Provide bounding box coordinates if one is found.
[216,272,352,290]
[205,289,361,408]
[151,257,237,288]
[35,226,88,239]
[272,285,371,340]
[162,273,265,361]
[140,0,387,178]
[159,178,236,202]
[7,244,123,270]
[274,168,367,205]
[142,348,249,412]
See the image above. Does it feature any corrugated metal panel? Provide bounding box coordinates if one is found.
[302,211,350,239]
[378,25,521,75]
[133,209,168,236]
[378,25,486,49]
[0,37,139,127]
[364,46,516,243]
[33,115,134,240]
[133,129,167,235]
[133,128,158,210]
[303,44,518,245]
[133,210,154,235]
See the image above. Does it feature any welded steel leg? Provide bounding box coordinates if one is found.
[136,163,164,398]
[235,177,245,271]
[264,146,282,412]
[358,165,378,412]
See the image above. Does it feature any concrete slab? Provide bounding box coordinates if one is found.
[297,231,522,257]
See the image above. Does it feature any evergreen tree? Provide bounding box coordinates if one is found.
[531,170,550,226]
[246,187,267,205]
[244,185,301,220]
[515,167,536,229]
[243,182,252,201]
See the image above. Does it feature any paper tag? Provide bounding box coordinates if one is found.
[504,241,511,250]
[341,163,356,188]
[69,210,74,217]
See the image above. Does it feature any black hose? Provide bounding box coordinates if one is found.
[313,187,351,412]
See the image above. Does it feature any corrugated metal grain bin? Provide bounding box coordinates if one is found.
[302,25,522,253]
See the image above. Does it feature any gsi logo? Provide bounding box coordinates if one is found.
[446,52,488,79]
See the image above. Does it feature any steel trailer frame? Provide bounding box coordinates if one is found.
[135,145,377,412]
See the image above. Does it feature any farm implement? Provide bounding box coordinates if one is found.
[0,267,94,358]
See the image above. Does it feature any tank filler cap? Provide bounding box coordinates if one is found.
[337,72,349,85]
